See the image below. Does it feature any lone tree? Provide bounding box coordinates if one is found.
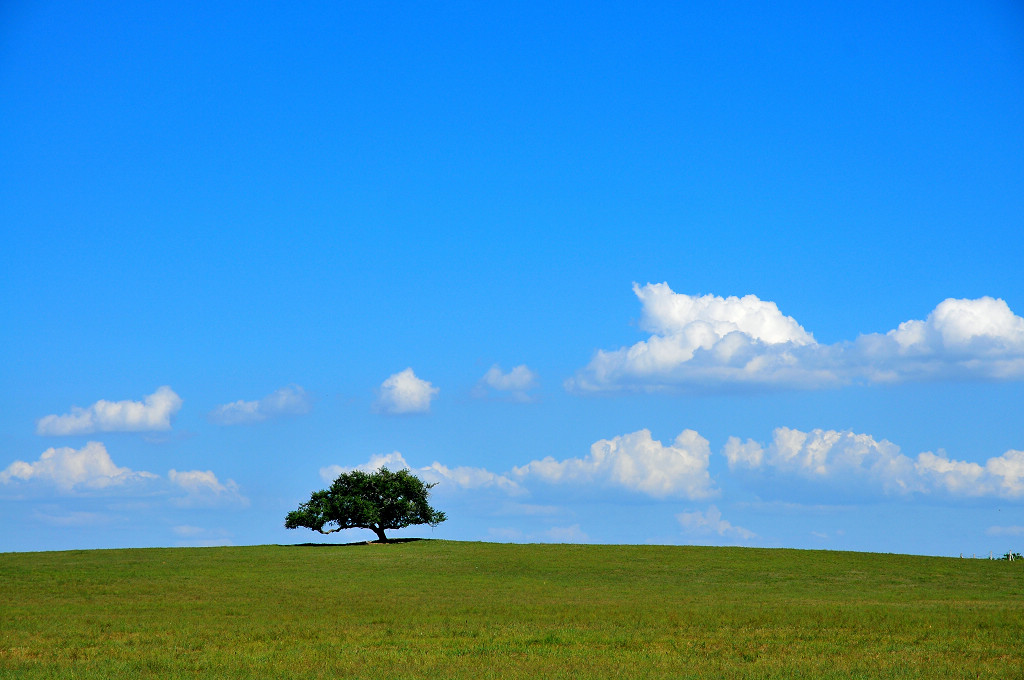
[285,467,446,543]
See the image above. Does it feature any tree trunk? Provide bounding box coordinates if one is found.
[372,526,388,543]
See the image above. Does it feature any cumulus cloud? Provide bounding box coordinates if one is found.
[209,384,312,425]
[473,364,538,401]
[916,449,1024,498]
[420,461,525,495]
[320,452,524,495]
[727,427,1024,499]
[314,424,1023,506]
[321,452,410,479]
[320,430,717,503]
[725,427,921,494]
[853,297,1024,382]
[36,386,183,435]
[677,505,756,540]
[569,283,1024,392]
[0,442,158,491]
[374,368,439,414]
[168,469,248,507]
[0,443,247,508]
[512,429,716,499]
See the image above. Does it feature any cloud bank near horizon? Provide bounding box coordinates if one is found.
[35,386,183,435]
[320,425,1024,505]
[567,283,1024,392]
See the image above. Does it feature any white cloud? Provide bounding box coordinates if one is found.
[473,364,538,401]
[512,429,716,499]
[320,451,523,495]
[728,427,1024,500]
[888,297,1024,353]
[420,461,525,495]
[168,469,248,507]
[1,444,248,509]
[725,427,921,495]
[209,384,312,425]
[634,282,814,345]
[320,451,412,480]
[569,284,1024,392]
[321,452,411,480]
[916,449,1024,498]
[0,442,158,491]
[677,505,755,540]
[854,297,1024,382]
[374,368,439,414]
[324,430,716,503]
[36,386,183,435]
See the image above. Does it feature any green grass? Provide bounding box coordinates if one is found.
[2,541,1022,678]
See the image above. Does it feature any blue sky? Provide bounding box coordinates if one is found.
[2,1,1023,555]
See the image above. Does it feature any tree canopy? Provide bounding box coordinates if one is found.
[285,467,446,543]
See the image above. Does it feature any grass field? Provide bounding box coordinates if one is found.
[2,540,1022,678]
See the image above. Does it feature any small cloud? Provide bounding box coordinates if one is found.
[512,428,717,499]
[473,364,538,401]
[0,442,158,491]
[374,368,438,414]
[168,469,248,507]
[209,384,312,425]
[677,505,756,540]
[36,386,183,435]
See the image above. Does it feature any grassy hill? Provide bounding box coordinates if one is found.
[2,541,1022,678]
